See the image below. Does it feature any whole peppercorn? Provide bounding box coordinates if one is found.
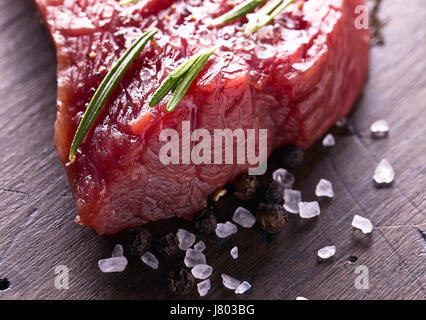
[194,207,217,234]
[126,228,152,256]
[0,278,10,291]
[157,233,179,257]
[256,202,288,234]
[233,174,259,201]
[263,181,285,204]
[276,145,304,169]
[168,268,195,295]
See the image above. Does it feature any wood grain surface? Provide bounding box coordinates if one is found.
[0,0,424,300]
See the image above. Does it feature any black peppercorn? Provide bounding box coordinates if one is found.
[126,228,152,256]
[157,233,179,257]
[194,207,217,234]
[168,268,194,295]
[276,145,304,169]
[233,174,259,201]
[263,181,285,204]
[0,278,10,291]
[256,202,288,234]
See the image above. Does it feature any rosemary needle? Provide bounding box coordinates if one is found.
[149,47,216,112]
[244,0,295,36]
[210,0,266,26]
[69,28,157,161]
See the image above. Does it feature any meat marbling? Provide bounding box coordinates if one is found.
[35,0,369,234]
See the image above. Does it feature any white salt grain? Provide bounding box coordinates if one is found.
[177,229,196,250]
[111,244,124,257]
[373,159,395,185]
[184,249,206,268]
[215,221,238,238]
[336,117,347,127]
[352,215,373,234]
[322,134,335,147]
[273,168,295,188]
[98,256,128,273]
[141,251,159,269]
[317,245,336,259]
[298,201,320,219]
[192,264,213,280]
[221,274,241,290]
[315,179,334,198]
[197,279,211,297]
[194,240,206,252]
[235,281,251,294]
[230,246,238,259]
[232,207,256,228]
[283,189,301,214]
[370,119,389,138]
[296,296,308,300]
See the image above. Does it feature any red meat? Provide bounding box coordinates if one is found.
[35,0,369,234]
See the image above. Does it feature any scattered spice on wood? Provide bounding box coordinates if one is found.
[194,207,217,234]
[157,233,180,256]
[263,181,284,204]
[233,174,259,201]
[0,278,10,291]
[125,228,152,256]
[256,202,288,234]
[168,268,195,295]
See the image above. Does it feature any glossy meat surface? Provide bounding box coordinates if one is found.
[35,0,369,234]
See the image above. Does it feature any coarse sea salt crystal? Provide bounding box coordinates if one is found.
[215,221,238,238]
[317,246,336,259]
[230,246,238,259]
[373,159,395,185]
[111,244,123,257]
[184,249,206,268]
[322,133,335,147]
[370,119,389,138]
[273,168,295,189]
[194,240,206,252]
[192,264,213,280]
[284,189,301,214]
[232,207,256,228]
[315,179,334,198]
[141,251,159,269]
[352,215,373,234]
[177,229,196,250]
[296,296,308,300]
[197,279,211,297]
[235,281,251,294]
[221,274,241,290]
[98,256,128,273]
[298,201,320,219]
[336,117,347,127]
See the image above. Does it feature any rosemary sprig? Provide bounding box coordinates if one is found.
[149,47,216,112]
[210,0,266,26]
[244,0,295,36]
[69,28,157,161]
[118,0,140,5]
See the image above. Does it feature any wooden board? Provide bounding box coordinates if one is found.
[0,0,424,300]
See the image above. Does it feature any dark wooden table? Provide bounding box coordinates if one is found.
[0,0,424,300]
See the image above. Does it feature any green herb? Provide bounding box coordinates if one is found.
[149,47,216,112]
[210,0,266,26]
[244,0,295,36]
[118,0,140,5]
[69,28,157,161]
